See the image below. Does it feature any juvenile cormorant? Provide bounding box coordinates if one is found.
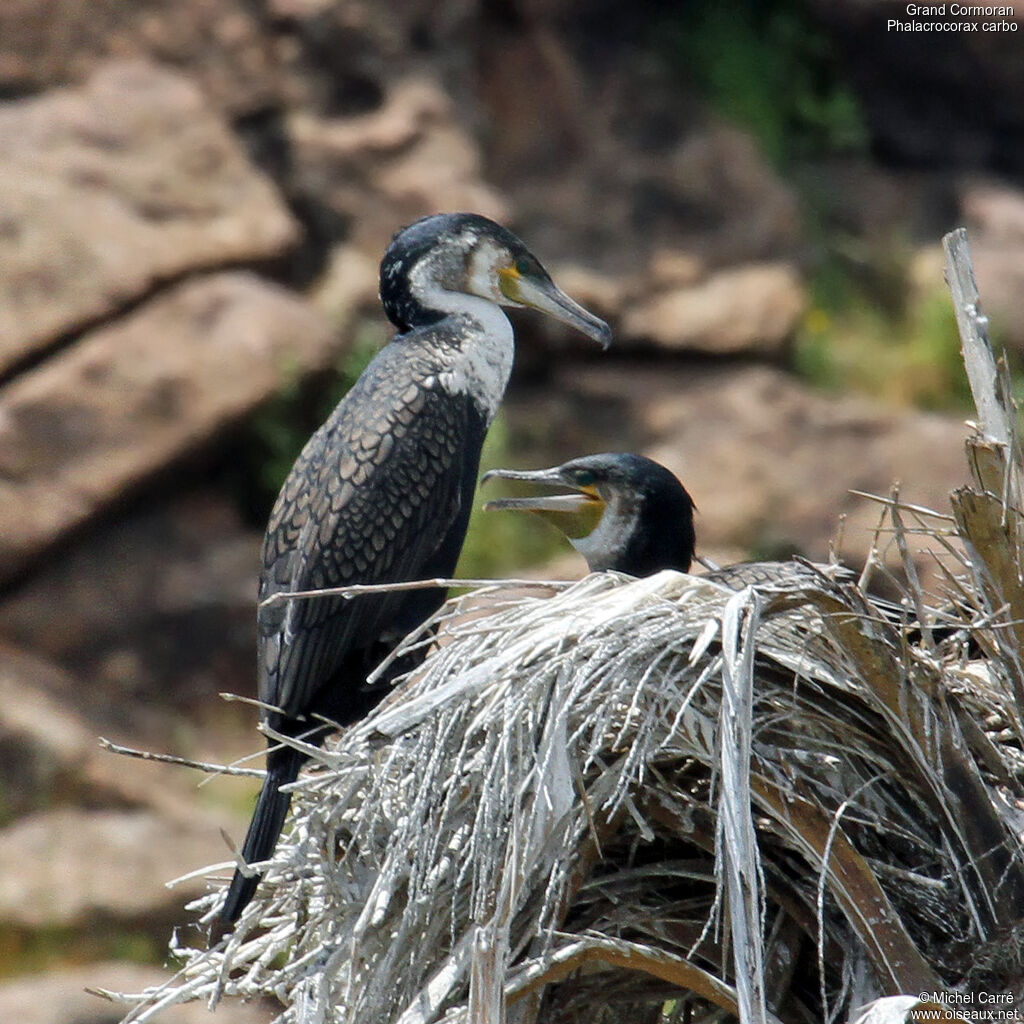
[484,453,929,628]
[483,453,696,576]
[484,453,834,587]
[216,214,611,930]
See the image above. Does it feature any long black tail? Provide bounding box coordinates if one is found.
[214,743,304,931]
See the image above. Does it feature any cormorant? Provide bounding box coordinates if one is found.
[484,452,935,632]
[483,453,696,576]
[216,213,611,931]
[483,453,841,588]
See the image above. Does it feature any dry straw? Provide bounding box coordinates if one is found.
[108,230,1024,1023]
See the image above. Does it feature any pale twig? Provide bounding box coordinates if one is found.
[218,691,285,714]
[848,489,957,523]
[888,483,934,651]
[857,496,891,594]
[259,576,576,609]
[943,228,1011,447]
[98,738,263,778]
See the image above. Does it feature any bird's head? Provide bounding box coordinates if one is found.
[380,213,611,347]
[483,453,697,576]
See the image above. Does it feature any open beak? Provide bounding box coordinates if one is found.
[499,270,612,349]
[482,466,605,539]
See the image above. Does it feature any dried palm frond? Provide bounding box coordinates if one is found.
[108,230,1024,1023]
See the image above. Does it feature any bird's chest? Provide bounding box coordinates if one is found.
[431,312,514,425]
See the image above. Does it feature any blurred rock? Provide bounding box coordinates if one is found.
[310,243,383,323]
[622,263,806,356]
[0,62,299,372]
[0,807,227,929]
[287,75,510,260]
[472,12,802,274]
[0,1,281,116]
[0,963,276,1024]
[961,180,1024,352]
[499,109,802,276]
[551,363,968,572]
[475,13,595,185]
[269,0,478,118]
[0,272,335,585]
[963,181,1024,245]
[0,493,259,729]
[0,645,248,826]
[646,250,705,290]
[799,160,956,248]
[543,264,629,328]
[0,648,136,819]
[660,126,802,268]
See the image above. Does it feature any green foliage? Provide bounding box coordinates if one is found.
[669,0,866,165]
[0,924,162,978]
[456,417,569,578]
[795,268,974,410]
[659,1,996,412]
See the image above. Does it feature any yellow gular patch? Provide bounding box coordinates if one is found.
[535,497,605,540]
[497,266,522,303]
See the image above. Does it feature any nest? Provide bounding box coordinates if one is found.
[110,231,1024,1023]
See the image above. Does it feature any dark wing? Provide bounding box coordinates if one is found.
[257,349,478,727]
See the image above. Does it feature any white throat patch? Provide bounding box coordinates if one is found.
[438,303,515,424]
[407,255,515,424]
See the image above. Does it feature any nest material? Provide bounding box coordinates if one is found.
[111,230,1024,1023]
[117,553,1024,1023]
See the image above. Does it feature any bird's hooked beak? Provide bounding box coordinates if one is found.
[498,267,612,349]
[482,466,605,539]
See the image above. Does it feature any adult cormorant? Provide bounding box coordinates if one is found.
[483,453,696,576]
[216,214,611,931]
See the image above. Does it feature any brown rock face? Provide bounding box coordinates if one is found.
[288,76,510,257]
[0,807,228,929]
[0,272,335,585]
[0,493,260,728]
[0,0,281,116]
[0,62,299,373]
[0,963,276,1024]
[622,263,807,356]
[0,650,130,819]
[0,645,247,821]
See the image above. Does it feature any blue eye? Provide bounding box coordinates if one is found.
[515,257,533,276]
[573,470,595,487]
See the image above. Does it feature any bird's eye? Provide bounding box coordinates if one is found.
[573,470,595,487]
[515,256,533,276]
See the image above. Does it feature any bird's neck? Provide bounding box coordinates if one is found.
[573,491,695,576]
[388,278,514,426]
[431,298,515,426]
[572,498,639,573]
